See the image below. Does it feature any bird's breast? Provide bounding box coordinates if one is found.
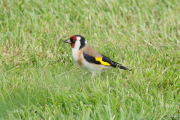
[72,49,84,66]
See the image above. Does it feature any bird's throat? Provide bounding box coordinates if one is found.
[71,43,75,48]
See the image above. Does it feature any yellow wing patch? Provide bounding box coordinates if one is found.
[95,57,111,66]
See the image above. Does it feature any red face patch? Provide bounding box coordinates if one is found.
[71,43,75,48]
[70,35,77,48]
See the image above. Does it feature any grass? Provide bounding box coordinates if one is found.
[0,0,180,119]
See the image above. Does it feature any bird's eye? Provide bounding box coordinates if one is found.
[70,39,76,43]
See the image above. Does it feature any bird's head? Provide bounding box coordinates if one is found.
[64,35,86,49]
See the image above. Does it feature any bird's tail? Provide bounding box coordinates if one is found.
[118,64,131,71]
[112,61,131,71]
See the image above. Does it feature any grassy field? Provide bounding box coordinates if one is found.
[0,0,180,119]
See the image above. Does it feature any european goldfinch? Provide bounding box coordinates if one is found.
[64,35,131,77]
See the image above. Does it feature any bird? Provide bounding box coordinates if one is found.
[64,35,131,77]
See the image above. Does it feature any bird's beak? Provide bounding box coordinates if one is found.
[63,39,71,44]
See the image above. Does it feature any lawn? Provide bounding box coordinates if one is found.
[0,0,180,119]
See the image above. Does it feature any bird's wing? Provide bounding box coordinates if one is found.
[101,54,131,71]
[82,45,113,66]
[100,54,118,67]
[82,45,131,70]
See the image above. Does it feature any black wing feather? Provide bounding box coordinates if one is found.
[83,52,131,71]
[101,54,131,71]
[83,53,101,64]
[101,54,117,67]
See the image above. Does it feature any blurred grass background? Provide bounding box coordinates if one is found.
[0,0,180,119]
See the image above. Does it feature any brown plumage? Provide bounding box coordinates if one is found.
[82,45,102,58]
[77,50,84,66]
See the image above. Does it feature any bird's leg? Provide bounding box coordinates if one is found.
[80,71,88,78]
[91,72,96,78]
